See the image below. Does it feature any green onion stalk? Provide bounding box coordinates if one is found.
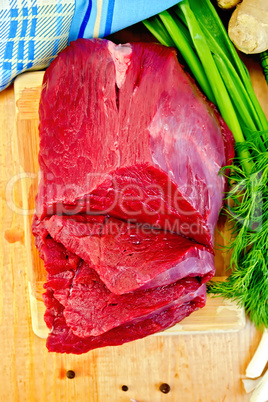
[143,0,268,329]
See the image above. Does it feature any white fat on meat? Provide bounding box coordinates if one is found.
[107,42,132,88]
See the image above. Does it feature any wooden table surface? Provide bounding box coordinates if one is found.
[1,38,267,402]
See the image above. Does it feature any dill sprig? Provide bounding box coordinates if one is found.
[208,139,268,329]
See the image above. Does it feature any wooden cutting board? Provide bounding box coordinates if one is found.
[14,71,245,339]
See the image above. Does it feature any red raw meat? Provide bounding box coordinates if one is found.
[36,38,234,248]
[44,215,214,294]
[43,282,206,355]
[32,38,234,354]
[33,216,211,342]
[34,222,207,352]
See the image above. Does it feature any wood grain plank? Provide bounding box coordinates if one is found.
[14,72,245,337]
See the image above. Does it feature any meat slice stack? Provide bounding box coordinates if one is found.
[32,39,234,354]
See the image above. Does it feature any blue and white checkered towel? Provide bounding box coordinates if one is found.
[0,0,180,92]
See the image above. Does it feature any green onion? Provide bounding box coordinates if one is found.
[260,51,268,84]
[158,10,215,103]
[143,16,175,48]
[179,1,252,173]
[144,0,268,329]
[187,0,268,134]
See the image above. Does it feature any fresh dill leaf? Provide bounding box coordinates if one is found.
[208,244,268,329]
[209,142,268,329]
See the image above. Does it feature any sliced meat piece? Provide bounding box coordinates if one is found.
[43,281,205,354]
[35,218,207,342]
[99,217,214,293]
[42,215,215,295]
[36,39,234,248]
[63,262,205,337]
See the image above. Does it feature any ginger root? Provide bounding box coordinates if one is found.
[217,0,241,10]
[228,0,268,54]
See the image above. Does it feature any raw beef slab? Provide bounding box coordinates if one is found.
[32,38,234,354]
[36,38,234,249]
